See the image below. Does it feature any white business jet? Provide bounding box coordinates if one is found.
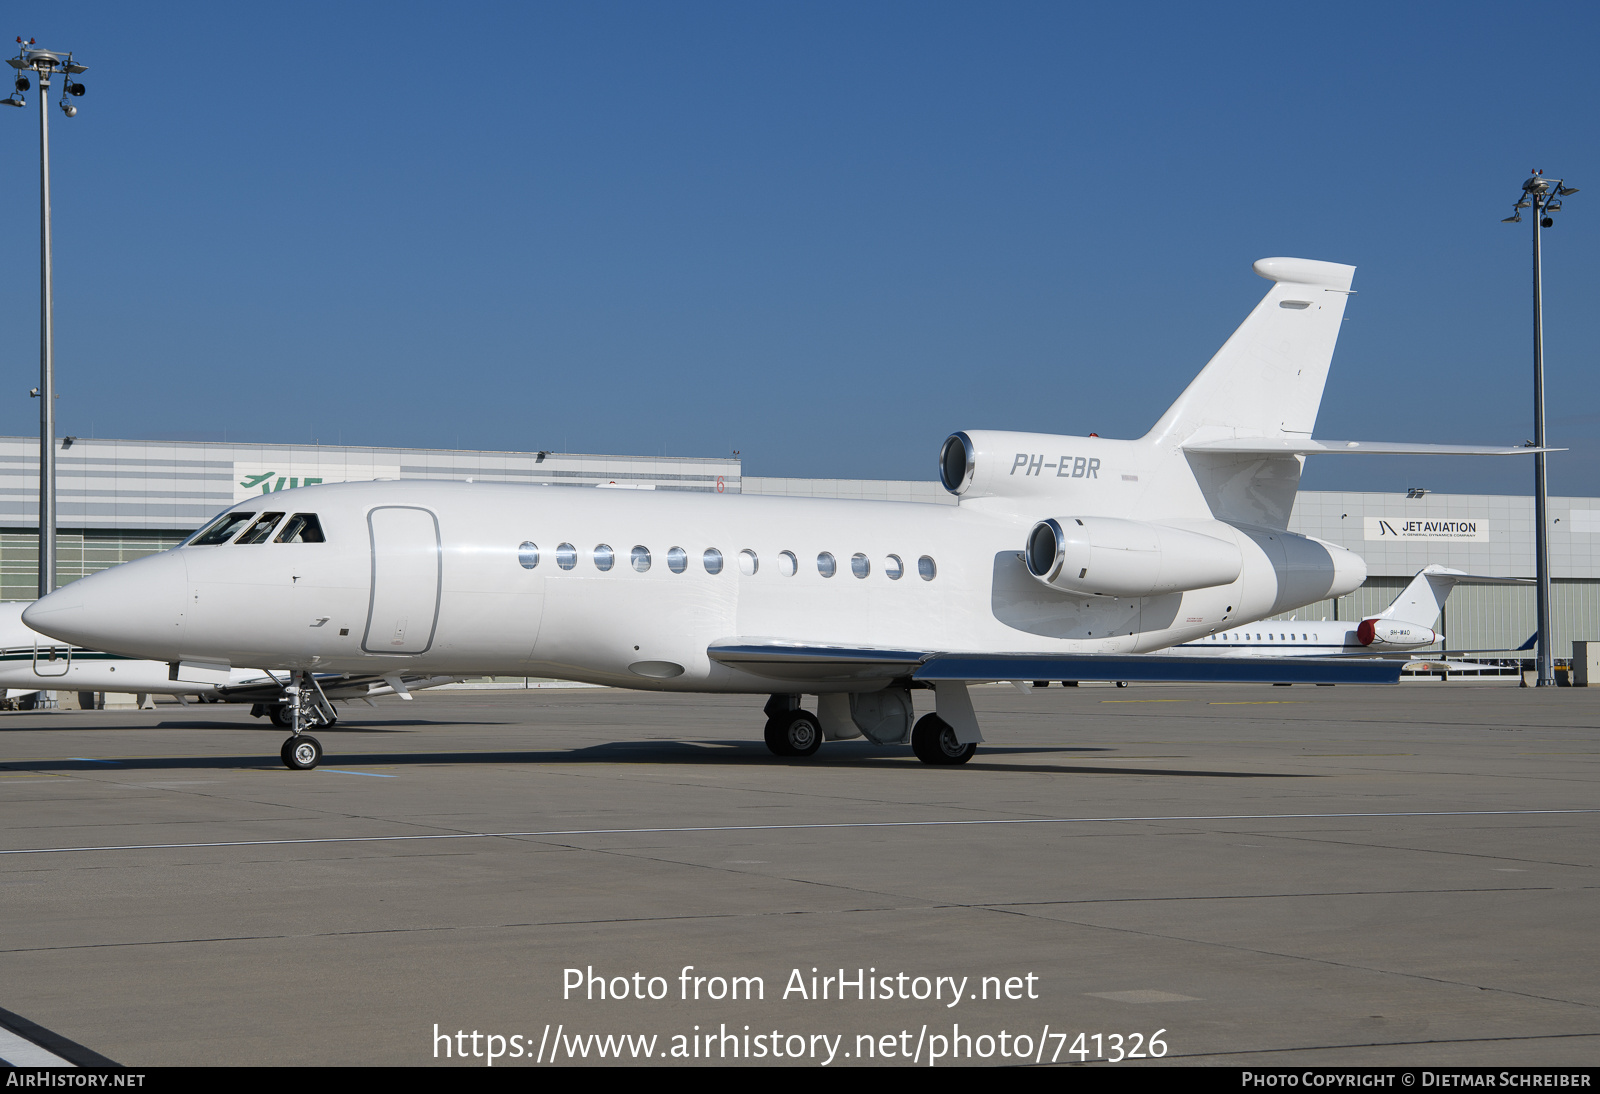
[1172,566,1534,657]
[22,257,1546,769]
[0,601,455,718]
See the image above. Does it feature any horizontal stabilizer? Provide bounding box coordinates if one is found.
[1182,439,1562,456]
[710,643,1403,686]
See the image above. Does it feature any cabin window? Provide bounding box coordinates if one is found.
[738,549,759,576]
[593,544,615,571]
[518,542,540,569]
[191,511,256,545]
[918,555,937,581]
[850,553,870,579]
[275,513,325,543]
[778,551,797,577]
[234,513,285,545]
[703,548,724,575]
[631,545,651,573]
[817,552,837,578]
[885,554,904,580]
[556,543,577,570]
[667,546,688,574]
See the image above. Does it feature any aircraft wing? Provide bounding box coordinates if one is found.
[213,672,461,704]
[706,645,927,683]
[708,644,1403,685]
[1411,632,1538,658]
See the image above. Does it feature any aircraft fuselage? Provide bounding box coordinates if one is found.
[24,478,1366,693]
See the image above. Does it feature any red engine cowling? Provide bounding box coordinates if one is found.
[1356,618,1439,647]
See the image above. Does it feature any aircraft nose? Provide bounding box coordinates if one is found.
[23,550,188,659]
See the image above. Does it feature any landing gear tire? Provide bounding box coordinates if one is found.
[1114,680,1129,688]
[911,714,976,766]
[764,710,822,757]
[281,735,323,770]
[268,704,291,728]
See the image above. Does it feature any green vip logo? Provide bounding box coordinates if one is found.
[240,472,325,494]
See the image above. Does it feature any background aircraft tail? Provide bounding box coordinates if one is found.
[1376,565,1532,629]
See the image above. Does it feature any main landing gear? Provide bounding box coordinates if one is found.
[270,671,338,770]
[760,693,977,765]
[911,713,977,765]
[764,708,822,757]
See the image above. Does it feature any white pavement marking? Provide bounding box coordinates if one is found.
[1088,990,1201,1004]
[0,808,1594,857]
[0,1025,72,1066]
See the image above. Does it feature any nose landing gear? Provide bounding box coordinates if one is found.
[277,671,336,770]
[281,734,323,770]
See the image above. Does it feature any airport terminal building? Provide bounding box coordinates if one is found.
[0,435,1593,657]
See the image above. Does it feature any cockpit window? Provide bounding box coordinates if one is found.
[274,513,326,543]
[191,512,257,545]
[234,513,285,544]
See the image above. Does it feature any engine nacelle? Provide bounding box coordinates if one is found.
[1356,619,1439,648]
[1025,516,1243,598]
[940,429,1126,500]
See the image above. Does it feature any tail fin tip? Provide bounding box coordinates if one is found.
[1253,257,1356,290]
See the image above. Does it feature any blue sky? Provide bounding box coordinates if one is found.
[1,2,1596,495]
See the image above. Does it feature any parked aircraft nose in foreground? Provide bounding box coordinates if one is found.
[23,548,186,657]
[25,258,1549,771]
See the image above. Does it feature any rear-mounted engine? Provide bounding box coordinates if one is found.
[1025,516,1242,599]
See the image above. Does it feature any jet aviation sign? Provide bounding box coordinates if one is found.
[233,463,401,502]
[1363,517,1488,542]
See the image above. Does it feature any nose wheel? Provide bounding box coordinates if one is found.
[277,670,335,769]
[281,734,322,770]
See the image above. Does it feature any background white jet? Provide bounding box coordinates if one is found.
[1171,566,1534,658]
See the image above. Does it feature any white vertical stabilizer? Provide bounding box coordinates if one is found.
[1376,565,1531,630]
[1147,257,1356,447]
[1377,566,1463,630]
[1143,257,1356,527]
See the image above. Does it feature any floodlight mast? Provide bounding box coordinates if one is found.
[7,40,87,598]
[1504,171,1577,687]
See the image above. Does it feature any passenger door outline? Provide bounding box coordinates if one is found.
[362,506,443,655]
